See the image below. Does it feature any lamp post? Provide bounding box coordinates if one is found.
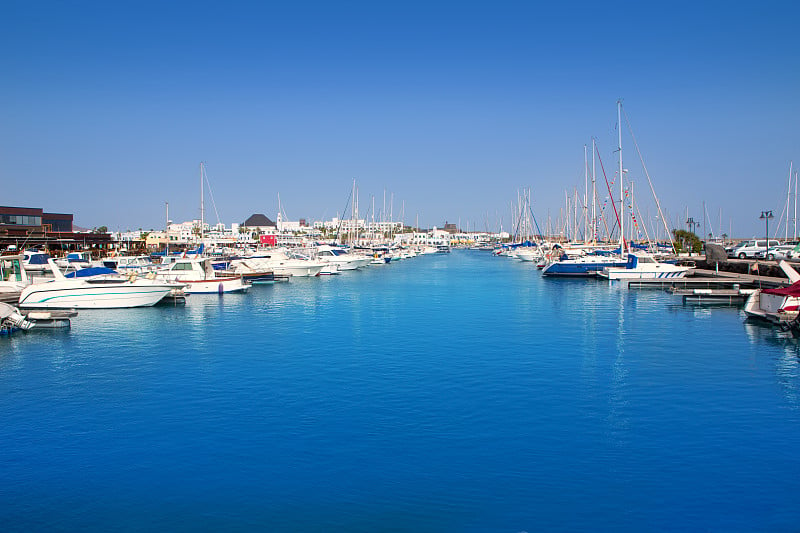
[686,217,697,256]
[760,210,774,253]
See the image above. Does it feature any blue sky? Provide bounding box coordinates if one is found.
[2,0,798,238]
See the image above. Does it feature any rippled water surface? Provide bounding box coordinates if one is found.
[2,251,800,531]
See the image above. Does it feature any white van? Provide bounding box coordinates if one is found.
[729,239,781,259]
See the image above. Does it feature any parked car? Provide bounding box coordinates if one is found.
[728,239,781,259]
[755,244,796,260]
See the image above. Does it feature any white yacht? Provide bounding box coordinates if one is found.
[315,245,372,271]
[18,260,182,309]
[238,249,325,277]
[0,254,30,300]
[155,258,249,293]
[743,261,800,329]
[597,253,691,280]
[22,250,51,272]
[101,255,158,273]
[55,251,92,269]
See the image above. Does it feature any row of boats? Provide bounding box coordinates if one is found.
[497,241,693,280]
[499,239,800,333]
[1,244,448,320]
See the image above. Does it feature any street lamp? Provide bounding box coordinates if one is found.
[686,217,698,256]
[760,210,774,252]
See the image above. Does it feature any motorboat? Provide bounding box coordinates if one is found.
[22,250,51,272]
[743,261,800,329]
[597,252,691,280]
[222,259,276,284]
[101,255,157,273]
[515,247,542,262]
[155,257,249,293]
[237,249,325,277]
[0,254,31,300]
[18,259,183,309]
[55,251,92,269]
[315,245,372,271]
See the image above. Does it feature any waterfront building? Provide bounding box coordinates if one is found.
[0,205,112,254]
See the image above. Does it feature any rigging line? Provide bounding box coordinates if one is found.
[594,182,612,241]
[594,142,622,242]
[630,191,653,244]
[772,164,794,240]
[703,202,716,241]
[202,164,222,225]
[334,182,354,245]
[527,193,544,242]
[621,105,677,253]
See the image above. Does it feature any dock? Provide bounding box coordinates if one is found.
[622,269,789,291]
[670,288,757,305]
[22,309,76,329]
[616,268,789,306]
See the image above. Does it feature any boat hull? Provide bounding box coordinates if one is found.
[599,269,688,280]
[180,278,249,294]
[542,259,627,277]
[18,284,173,309]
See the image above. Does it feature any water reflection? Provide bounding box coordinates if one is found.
[608,283,629,447]
[743,320,800,409]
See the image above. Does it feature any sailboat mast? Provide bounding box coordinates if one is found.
[787,160,795,240]
[787,161,792,241]
[617,100,625,252]
[592,137,597,242]
[584,144,589,243]
[165,201,169,256]
[795,169,798,240]
[199,162,205,241]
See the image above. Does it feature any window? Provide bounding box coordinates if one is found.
[0,214,42,226]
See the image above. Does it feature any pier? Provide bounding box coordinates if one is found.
[619,266,790,305]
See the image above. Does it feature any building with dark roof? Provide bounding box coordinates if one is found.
[242,214,276,228]
[443,222,460,234]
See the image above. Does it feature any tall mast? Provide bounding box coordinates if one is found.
[165,201,169,256]
[584,144,588,243]
[793,170,797,240]
[617,100,625,252]
[592,137,597,242]
[787,161,793,240]
[199,162,205,241]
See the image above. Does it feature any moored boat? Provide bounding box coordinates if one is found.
[155,258,249,294]
[597,253,691,280]
[19,260,183,309]
[542,252,627,277]
[743,261,800,329]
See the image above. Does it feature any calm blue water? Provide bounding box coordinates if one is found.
[2,251,800,531]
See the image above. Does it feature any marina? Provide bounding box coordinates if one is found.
[3,2,800,529]
[2,250,800,530]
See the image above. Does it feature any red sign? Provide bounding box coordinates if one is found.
[260,235,277,246]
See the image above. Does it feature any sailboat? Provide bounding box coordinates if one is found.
[598,101,690,281]
[543,129,626,277]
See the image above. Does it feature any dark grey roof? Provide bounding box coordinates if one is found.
[243,214,276,227]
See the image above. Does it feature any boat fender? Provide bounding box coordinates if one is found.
[218,282,224,294]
